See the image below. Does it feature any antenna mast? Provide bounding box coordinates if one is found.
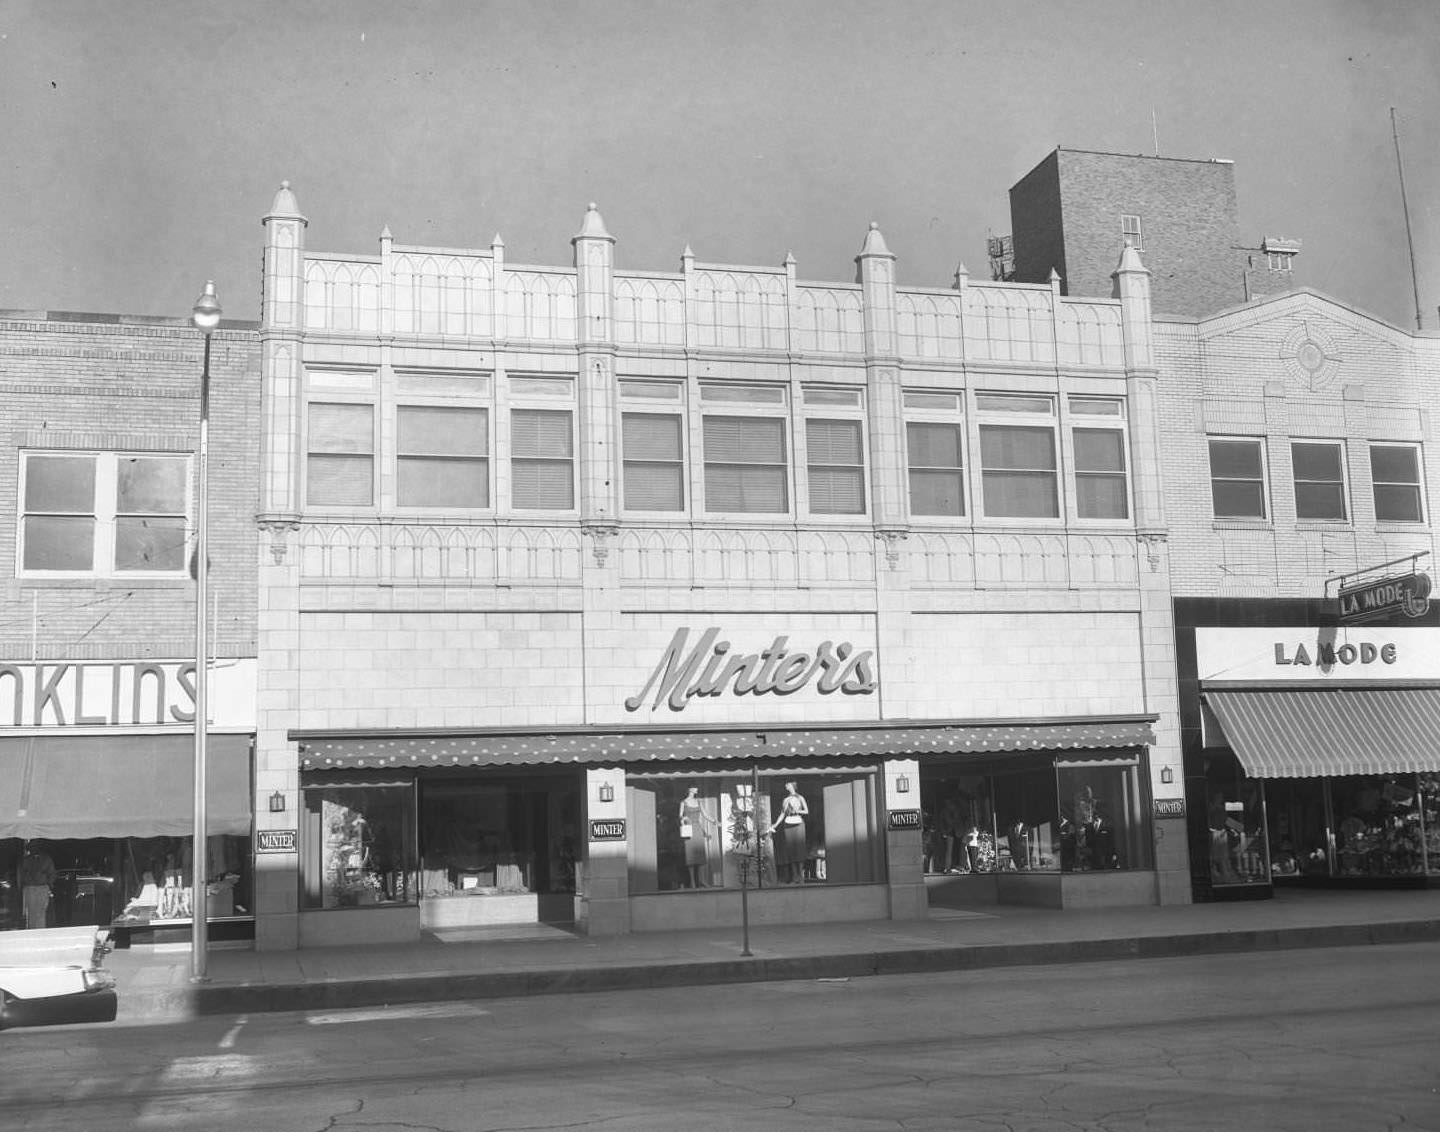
[1391,107,1424,331]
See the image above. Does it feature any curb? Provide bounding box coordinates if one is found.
[110,916,1440,1023]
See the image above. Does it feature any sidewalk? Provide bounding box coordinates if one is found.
[107,887,1440,1024]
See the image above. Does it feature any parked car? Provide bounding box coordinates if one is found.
[0,927,117,1030]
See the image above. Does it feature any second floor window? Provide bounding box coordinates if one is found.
[398,406,489,508]
[1291,441,1346,521]
[511,409,574,509]
[704,415,788,513]
[622,412,684,511]
[907,421,965,517]
[308,402,375,507]
[1121,214,1143,249]
[806,419,865,515]
[1209,438,1266,519]
[1073,429,1128,519]
[1371,444,1423,523]
[21,451,188,575]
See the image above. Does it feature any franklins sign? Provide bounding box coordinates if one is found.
[625,627,877,713]
[0,659,257,729]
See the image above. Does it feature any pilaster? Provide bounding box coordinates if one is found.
[573,204,619,525]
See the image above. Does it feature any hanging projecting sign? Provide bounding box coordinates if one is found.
[624,627,877,713]
[1337,572,1431,624]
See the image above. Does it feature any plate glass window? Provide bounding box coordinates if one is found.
[511,409,574,509]
[1370,444,1423,523]
[307,403,375,507]
[397,407,488,508]
[806,419,865,515]
[1291,441,1346,521]
[1209,438,1266,519]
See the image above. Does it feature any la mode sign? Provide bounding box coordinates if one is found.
[625,627,877,713]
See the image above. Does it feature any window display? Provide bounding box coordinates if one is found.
[1422,774,1440,876]
[627,770,881,893]
[417,777,579,899]
[1057,762,1151,872]
[1265,779,1329,878]
[922,775,994,874]
[1,834,252,931]
[1330,775,1424,877]
[1196,759,1268,886]
[301,782,416,909]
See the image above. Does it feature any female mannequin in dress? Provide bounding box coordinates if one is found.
[679,786,714,888]
[769,781,810,884]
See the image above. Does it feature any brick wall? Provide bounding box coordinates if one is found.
[1011,149,1245,319]
[0,313,261,663]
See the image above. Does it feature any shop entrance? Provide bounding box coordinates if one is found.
[417,772,580,930]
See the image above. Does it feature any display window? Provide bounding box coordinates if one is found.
[1330,775,1424,877]
[1193,757,1270,886]
[1057,761,1150,872]
[301,781,417,909]
[921,756,1153,876]
[1421,774,1440,876]
[1,835,253,931]
[627,769,882,893]
[1264,779,1328,878]
[417,776,579,899]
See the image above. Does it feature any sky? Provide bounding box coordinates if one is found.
[2,0,1438,330]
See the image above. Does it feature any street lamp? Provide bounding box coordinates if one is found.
[190,281,221,982]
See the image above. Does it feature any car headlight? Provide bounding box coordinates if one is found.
[82,969,117,992]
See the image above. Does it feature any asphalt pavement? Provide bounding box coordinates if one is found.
[103,885,1440,1024]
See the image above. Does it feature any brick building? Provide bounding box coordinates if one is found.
[248,181,1187,952]
[1153,285,1440,899]
[1008,148,1300,319]
[0,310,261,937]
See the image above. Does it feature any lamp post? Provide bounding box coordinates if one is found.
[190,281,221,981]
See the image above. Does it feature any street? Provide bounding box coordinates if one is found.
[3,942,1439,1132]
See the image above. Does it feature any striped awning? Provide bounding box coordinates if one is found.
[297,717,1156,771]
[1203,687,1440,778]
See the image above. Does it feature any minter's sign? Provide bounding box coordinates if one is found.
[625,627,878,712]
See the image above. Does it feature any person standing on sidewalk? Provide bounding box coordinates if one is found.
[20,841,56,930]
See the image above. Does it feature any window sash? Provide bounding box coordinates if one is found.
[623,413,684,512]
[806,420,864,515]
[511,409,575,509]
[907,422,964,517]
[1209,439,1265,519]
[1371,445,1423,522]
[20,452,190,575]
[703,416,788,513]
[1292,442,1345,521]
[980,426,1057,518]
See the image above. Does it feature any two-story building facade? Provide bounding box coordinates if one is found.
[1155,289,1440,899]
[0,309,261,938]
[246,181,1188,951]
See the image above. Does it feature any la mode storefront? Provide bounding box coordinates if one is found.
[1185,616,1440,897]
[285,618,1167,947]
[0,658,256,937]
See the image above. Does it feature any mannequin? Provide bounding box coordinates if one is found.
[768,781,810,884]
[678,786,714,888]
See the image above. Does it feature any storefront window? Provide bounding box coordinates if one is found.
[301,782,416,909]
[417,776,579,899]
[1057,762,1151,872]
[1265,779,1329,877]
[922,774,995,874]
[1421,774,1440,875]
[1330,775,1424,877]
[993,768,1061,871]
[627,770,881,893]
[1196,759,1269,886]
[2,835,253,931]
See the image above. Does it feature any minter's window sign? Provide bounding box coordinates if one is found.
[625,627,877,712]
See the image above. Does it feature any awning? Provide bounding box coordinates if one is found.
[298,717,1156,771]
[1203,687,1440,778]
[0,733,252,840]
